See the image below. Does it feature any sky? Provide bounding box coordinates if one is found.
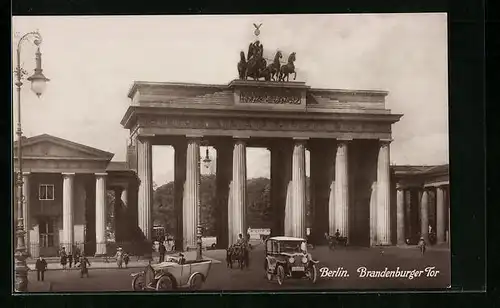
[12,14,449,186]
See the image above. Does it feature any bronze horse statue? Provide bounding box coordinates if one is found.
[245,48,269,81]
[238,51,247,80]
[279,52,297,82]
[266,50,282,81]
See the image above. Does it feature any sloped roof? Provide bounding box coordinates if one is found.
[14,134,114,161]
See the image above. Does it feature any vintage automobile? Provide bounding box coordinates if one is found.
[131,254,212,291]
[264,236,318,285]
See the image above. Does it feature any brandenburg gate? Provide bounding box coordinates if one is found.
[121,79,402,249]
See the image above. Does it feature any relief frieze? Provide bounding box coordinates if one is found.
[239,90,301,105]
[139,115,390,133]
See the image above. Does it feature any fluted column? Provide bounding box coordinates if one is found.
[291,138,307,239]
[396,186,405,245]
[334,139,350,240]
[184,136,201,250]
[369,181,377,246]
[22,172,30,255]
[95,173,107,256]
[229,137,247,246]
[174,141,187,251]
[62,173,75,254]
[436,186,445,244]
[376,139,391,245]
[420,189,429,243]
[137,138,153,241]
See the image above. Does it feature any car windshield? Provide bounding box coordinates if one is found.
[280,241,304,253]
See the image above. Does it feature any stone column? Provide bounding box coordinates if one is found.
[174,140,187,251]
[334,139,350,239]
[291,138,307,239]
[22,172,30,256]
[62,173,75,254]
[184,136,201,250]
[369,181,377,246]
[137,138,153,241]
[376,139,391,245]
[229,137,247,246]
[420,189,429,243]
[436,186,446,244]
[396,186,405,245]
[215,140,232,248]
[95,173,107,256]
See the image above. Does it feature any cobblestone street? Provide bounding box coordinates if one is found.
[27,244,450,292]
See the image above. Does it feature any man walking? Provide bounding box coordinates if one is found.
[35,256,47,281]
[158,241,166,263]
[79,253,91,278]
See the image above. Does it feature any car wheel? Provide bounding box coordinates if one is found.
[190,273,204,291]
[156,275,174,291]
[307,264,318,284]
[132,274,145,291]
[276,265,285,285]
[211,243,216,249]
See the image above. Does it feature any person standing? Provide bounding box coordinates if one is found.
[35,256,47,281]
[123,252,130,268]
[115,247,124,269]
[79,253,91,278]
[68,252,73,268]
[60,247,68,270]
[158,241,166,263]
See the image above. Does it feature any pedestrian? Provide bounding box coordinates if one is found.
[60,247,67,270]
[158,241,166,263]
[123,252,130,268]
[79,253,91,278]
[115,247,124,269]
[68,252,73,268]
[418,236,426,255]
[73,247,80,266]
[35,256,47,281]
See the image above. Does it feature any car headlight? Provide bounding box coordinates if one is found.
[288,257,295,263]
[302,257,308,264]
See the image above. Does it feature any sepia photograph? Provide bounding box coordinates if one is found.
[12,13,450,293]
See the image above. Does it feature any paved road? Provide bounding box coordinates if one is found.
[27,245,450,292]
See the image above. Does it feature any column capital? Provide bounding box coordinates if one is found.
[62,172,76,177]
[379,138,393,145]
[233,136,250,140]
[137,134,154,142]
[337,137,353,142]
[95,172,108,177]
[186,134,203,139]
[22,171,31,176]
[396,183,405,190]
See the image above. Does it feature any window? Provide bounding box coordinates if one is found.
[39,217,56,248]
[39,184,54,201]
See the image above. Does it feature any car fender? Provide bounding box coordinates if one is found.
[187,271,205,285]
[130,271,144,277]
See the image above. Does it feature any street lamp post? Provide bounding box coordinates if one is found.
[196,148,203,261]
[14,30,49,292]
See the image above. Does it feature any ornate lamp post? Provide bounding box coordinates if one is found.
[196,149,203,261]
[14,30,50,292]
